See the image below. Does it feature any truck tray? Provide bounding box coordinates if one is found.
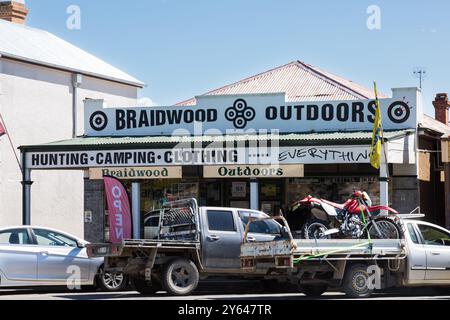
[241,239,406,262]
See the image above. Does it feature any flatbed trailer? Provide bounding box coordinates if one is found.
[240,217,408,298]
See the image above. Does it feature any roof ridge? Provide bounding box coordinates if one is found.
[175,61,299,106]
[295,61,371,99]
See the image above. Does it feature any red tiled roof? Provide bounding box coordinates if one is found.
[176,60,384,106]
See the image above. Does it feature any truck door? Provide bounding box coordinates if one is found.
[201,208,242,270]
[405,222,426,281]
[415,223,450,281]
[238,211,281,242]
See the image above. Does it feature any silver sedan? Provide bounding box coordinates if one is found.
[0,226,127,291]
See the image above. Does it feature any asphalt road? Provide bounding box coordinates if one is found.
[0,282,449,300]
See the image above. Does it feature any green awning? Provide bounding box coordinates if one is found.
[20,130,415,152]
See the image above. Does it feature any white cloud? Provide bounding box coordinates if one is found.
[137,97,157,107]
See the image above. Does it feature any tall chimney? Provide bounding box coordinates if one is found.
[433,93,450,126]
[0,0,28,24]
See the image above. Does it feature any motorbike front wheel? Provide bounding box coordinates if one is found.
[366,218,402,239]
[302,219,331,240]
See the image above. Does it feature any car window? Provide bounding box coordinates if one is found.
[407,224,420,244]
[418,225,450,246]
[240,214,281,235]
[0,229,30,245]
[33,229,78,247]
[145,217,160,227]
[207,210,236,232]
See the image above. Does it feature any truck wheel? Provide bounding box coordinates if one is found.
[161,258,199,296]
[299,284,328,298]
[343,264,374,298]
[130,277,162,295]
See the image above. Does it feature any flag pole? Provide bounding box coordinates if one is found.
[373,82,390,208]
[0,113,23,173]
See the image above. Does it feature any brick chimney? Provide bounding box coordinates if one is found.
[433,93,450,126]
[0,0,28,24]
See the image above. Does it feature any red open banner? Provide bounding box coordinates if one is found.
[104,176,132,243]
[0,122,5,137]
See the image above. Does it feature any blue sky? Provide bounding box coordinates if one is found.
[26,0,450,116]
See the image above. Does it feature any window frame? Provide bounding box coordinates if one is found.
[31,228,78,248]
[206,210,237,232]
[238,211,282,235]
[0,228,33,246]
[416,223,450,247]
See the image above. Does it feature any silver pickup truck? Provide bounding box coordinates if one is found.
[87,198,286,296]
[241,216,450,298]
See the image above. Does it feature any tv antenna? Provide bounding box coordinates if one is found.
[413,67,426,89]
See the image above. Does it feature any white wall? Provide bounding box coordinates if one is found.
[0,58,138,238]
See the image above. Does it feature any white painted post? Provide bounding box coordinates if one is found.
[380,147,389,208]
[250,179,259,210]
[131,182,141,239]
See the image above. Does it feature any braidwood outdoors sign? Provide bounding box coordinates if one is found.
[89,167,182,180]
[204,165,304,178]
[26,145,373,169]
[84,89,419,136]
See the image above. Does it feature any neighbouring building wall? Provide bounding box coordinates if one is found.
[418,136,445,226]
[0,58,138,238]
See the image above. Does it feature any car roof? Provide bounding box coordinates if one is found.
[0,226,88,244]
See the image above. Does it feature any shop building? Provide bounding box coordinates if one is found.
[19,61,450,242]
[0,0,143,237]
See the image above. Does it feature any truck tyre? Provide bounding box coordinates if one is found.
[130,277,162,295]
[299,284,328,298]
[161,258,199,296]
[343,264,374,298]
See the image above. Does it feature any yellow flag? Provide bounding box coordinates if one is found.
[370,82,383,169]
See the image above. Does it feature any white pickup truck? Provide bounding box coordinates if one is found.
[241,217,450,298]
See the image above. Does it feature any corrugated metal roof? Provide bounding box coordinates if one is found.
[176,61,385,106]
[23,130,412,150]
[0,19,144,87]
[419,114,450,134]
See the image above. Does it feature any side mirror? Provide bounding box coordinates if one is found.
[76,240,86,248]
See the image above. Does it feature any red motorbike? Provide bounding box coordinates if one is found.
[286,191,402,240]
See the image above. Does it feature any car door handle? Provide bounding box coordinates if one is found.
[247,236,256,242]
[431,252,441,256]
[207,235,220,241]
[40,251,49,256]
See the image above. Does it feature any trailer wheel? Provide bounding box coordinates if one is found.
[343,264,374,298]
[299,284,328,298]
[130,277,162,295]
[161,258,199,296]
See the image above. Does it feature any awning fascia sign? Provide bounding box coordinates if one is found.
[25,145,375,170]
[89,167,182,180]
[204,165,304,179]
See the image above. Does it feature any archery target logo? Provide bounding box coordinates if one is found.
[225,99,256,129]
[388,101,411,124]
[89,111,108,131]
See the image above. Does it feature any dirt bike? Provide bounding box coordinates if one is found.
[286,191,402,240]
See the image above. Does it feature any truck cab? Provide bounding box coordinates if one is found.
[200,207,282,273]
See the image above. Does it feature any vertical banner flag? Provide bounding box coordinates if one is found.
[370,82,383,169]
[0,121,5,137]
[104,176,132,243]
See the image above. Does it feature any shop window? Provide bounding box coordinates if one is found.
[287,176,380,204]
[207,210,236,232]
